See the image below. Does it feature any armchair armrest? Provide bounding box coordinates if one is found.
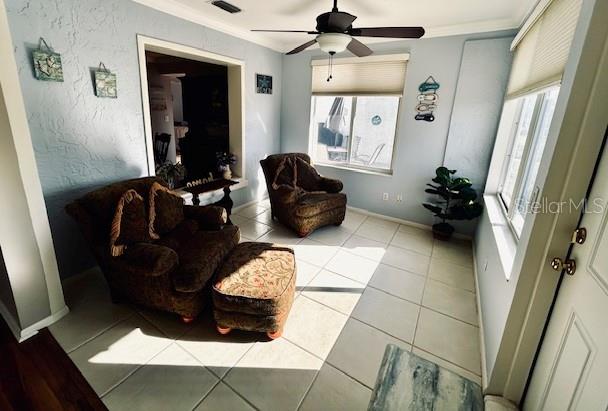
[111,243,178,277]
[184,205,227,230]
[319,177,343,193]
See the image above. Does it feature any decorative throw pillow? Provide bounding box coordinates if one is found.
[109,189,150,257]
[149,182,185,237]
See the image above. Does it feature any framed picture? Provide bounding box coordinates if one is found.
[256,74,272,94]
[32,38,64,82]
[94,63,117,98]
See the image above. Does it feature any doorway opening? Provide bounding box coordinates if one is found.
[137,36,245,189]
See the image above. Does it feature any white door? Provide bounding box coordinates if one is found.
[524,136,608,410]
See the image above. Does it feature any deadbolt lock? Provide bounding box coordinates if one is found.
[571,227,587,245]
[551,257,576,275]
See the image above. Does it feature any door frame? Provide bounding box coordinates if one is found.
[489,0,608,403]
[136,35,246,178]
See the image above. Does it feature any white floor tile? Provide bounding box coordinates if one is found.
[342,235,388,262]
[69,315,173,396]
[432,239,473,267]
[50,268,134,353]
[352,288,419,344]
[368,264,426,304]
[325,250,381,285]
[342,209,367,232]
[381,245,430,276]
[195,382,254,411]
[176,315,259,379]
[308,225,353,246]
[301,269,365,316]
[295,259,323,291]
[390,231,433,256]
[326,319,411,388]
[397,224,433,238]
[414,308,481,375]
[293,238,340,266]
[283,296,349,360]
[355,219,398,243]
[229,214,250,227]
[422,279,478,325]
[136,308,196,340]
[102,344,217,411]
[253,209,274,226]
[257,225,303,246]
[428,258,476,292]
[235,204,267,219]
[234,219,272,240]
[299,363,372,411]
[226,338,322,411]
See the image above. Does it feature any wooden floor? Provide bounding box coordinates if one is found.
[0,316,107,411]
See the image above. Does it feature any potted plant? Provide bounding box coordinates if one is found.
[423,166,484,240]
[216,152,237,179]
[156,162,186,189]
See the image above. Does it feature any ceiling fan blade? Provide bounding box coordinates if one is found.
[349,27,425,38]
[286,39,318,55]
[347,38,373,57]
[252,30,319,34]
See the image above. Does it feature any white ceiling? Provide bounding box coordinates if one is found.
[134,0,537,52]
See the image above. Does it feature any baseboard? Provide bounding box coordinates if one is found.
[472,242,489,390]
[346,205,473,240]
[0,300,69,343]
[484,395,519,410]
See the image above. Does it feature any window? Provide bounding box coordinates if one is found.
[310,95,399,172]
[488,0,582,238]
[308,55,407,173]
[497,86,560,235]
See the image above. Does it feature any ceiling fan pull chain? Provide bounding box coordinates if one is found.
[327,53,334,82]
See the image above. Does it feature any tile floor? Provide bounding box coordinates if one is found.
[50,200,482,411]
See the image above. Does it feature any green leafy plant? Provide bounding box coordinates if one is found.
[423,166,484,240]
[156,162,186,189]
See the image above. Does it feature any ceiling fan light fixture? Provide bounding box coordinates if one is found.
[316,33,351,54]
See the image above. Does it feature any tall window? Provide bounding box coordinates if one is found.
[308,55,407,174]
[498,87,559,234]
[489,0,582,237]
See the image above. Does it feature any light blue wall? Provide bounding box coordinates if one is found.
[280,31,515,235]
[5,0,282,278]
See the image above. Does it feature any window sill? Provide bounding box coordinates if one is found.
[315,163,393,177]
[175,177,248,205]
[484,194,518,280]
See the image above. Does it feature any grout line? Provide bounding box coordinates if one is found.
[412,346,483,379]
[64,309,136,354]
[189,379,223,411]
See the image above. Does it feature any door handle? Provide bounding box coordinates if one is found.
[550,257,576,275]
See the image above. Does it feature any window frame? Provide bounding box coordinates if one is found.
[496,85,560,238]
[308,94,402,175]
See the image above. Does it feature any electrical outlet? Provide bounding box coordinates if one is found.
[382,193,389,201]
[396,194,403,202]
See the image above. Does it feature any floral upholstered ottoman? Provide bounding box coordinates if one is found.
[212,242,296,339]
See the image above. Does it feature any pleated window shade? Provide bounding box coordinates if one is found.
[506,0,583,99]
[311,57,407,96]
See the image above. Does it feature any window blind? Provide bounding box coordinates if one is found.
[506,0,583,99]
[311,55,408,96]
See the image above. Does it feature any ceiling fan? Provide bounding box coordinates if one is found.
[252,0,425,57]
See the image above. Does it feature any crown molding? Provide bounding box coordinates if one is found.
[132,0,285,52]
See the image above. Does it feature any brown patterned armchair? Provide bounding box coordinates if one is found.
[260,153,347,237]
[66,177,240,322]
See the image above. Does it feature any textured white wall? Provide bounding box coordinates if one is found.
[5,0,283,278]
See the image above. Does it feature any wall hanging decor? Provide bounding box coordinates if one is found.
[415,76,439,122]
[256,74,273,94]
[32,37,64,82]
[94,62,117,98]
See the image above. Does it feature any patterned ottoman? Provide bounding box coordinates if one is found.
[212,242,296,339]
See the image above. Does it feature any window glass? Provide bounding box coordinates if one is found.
[500,95,537,208]
[309,95,399,172]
